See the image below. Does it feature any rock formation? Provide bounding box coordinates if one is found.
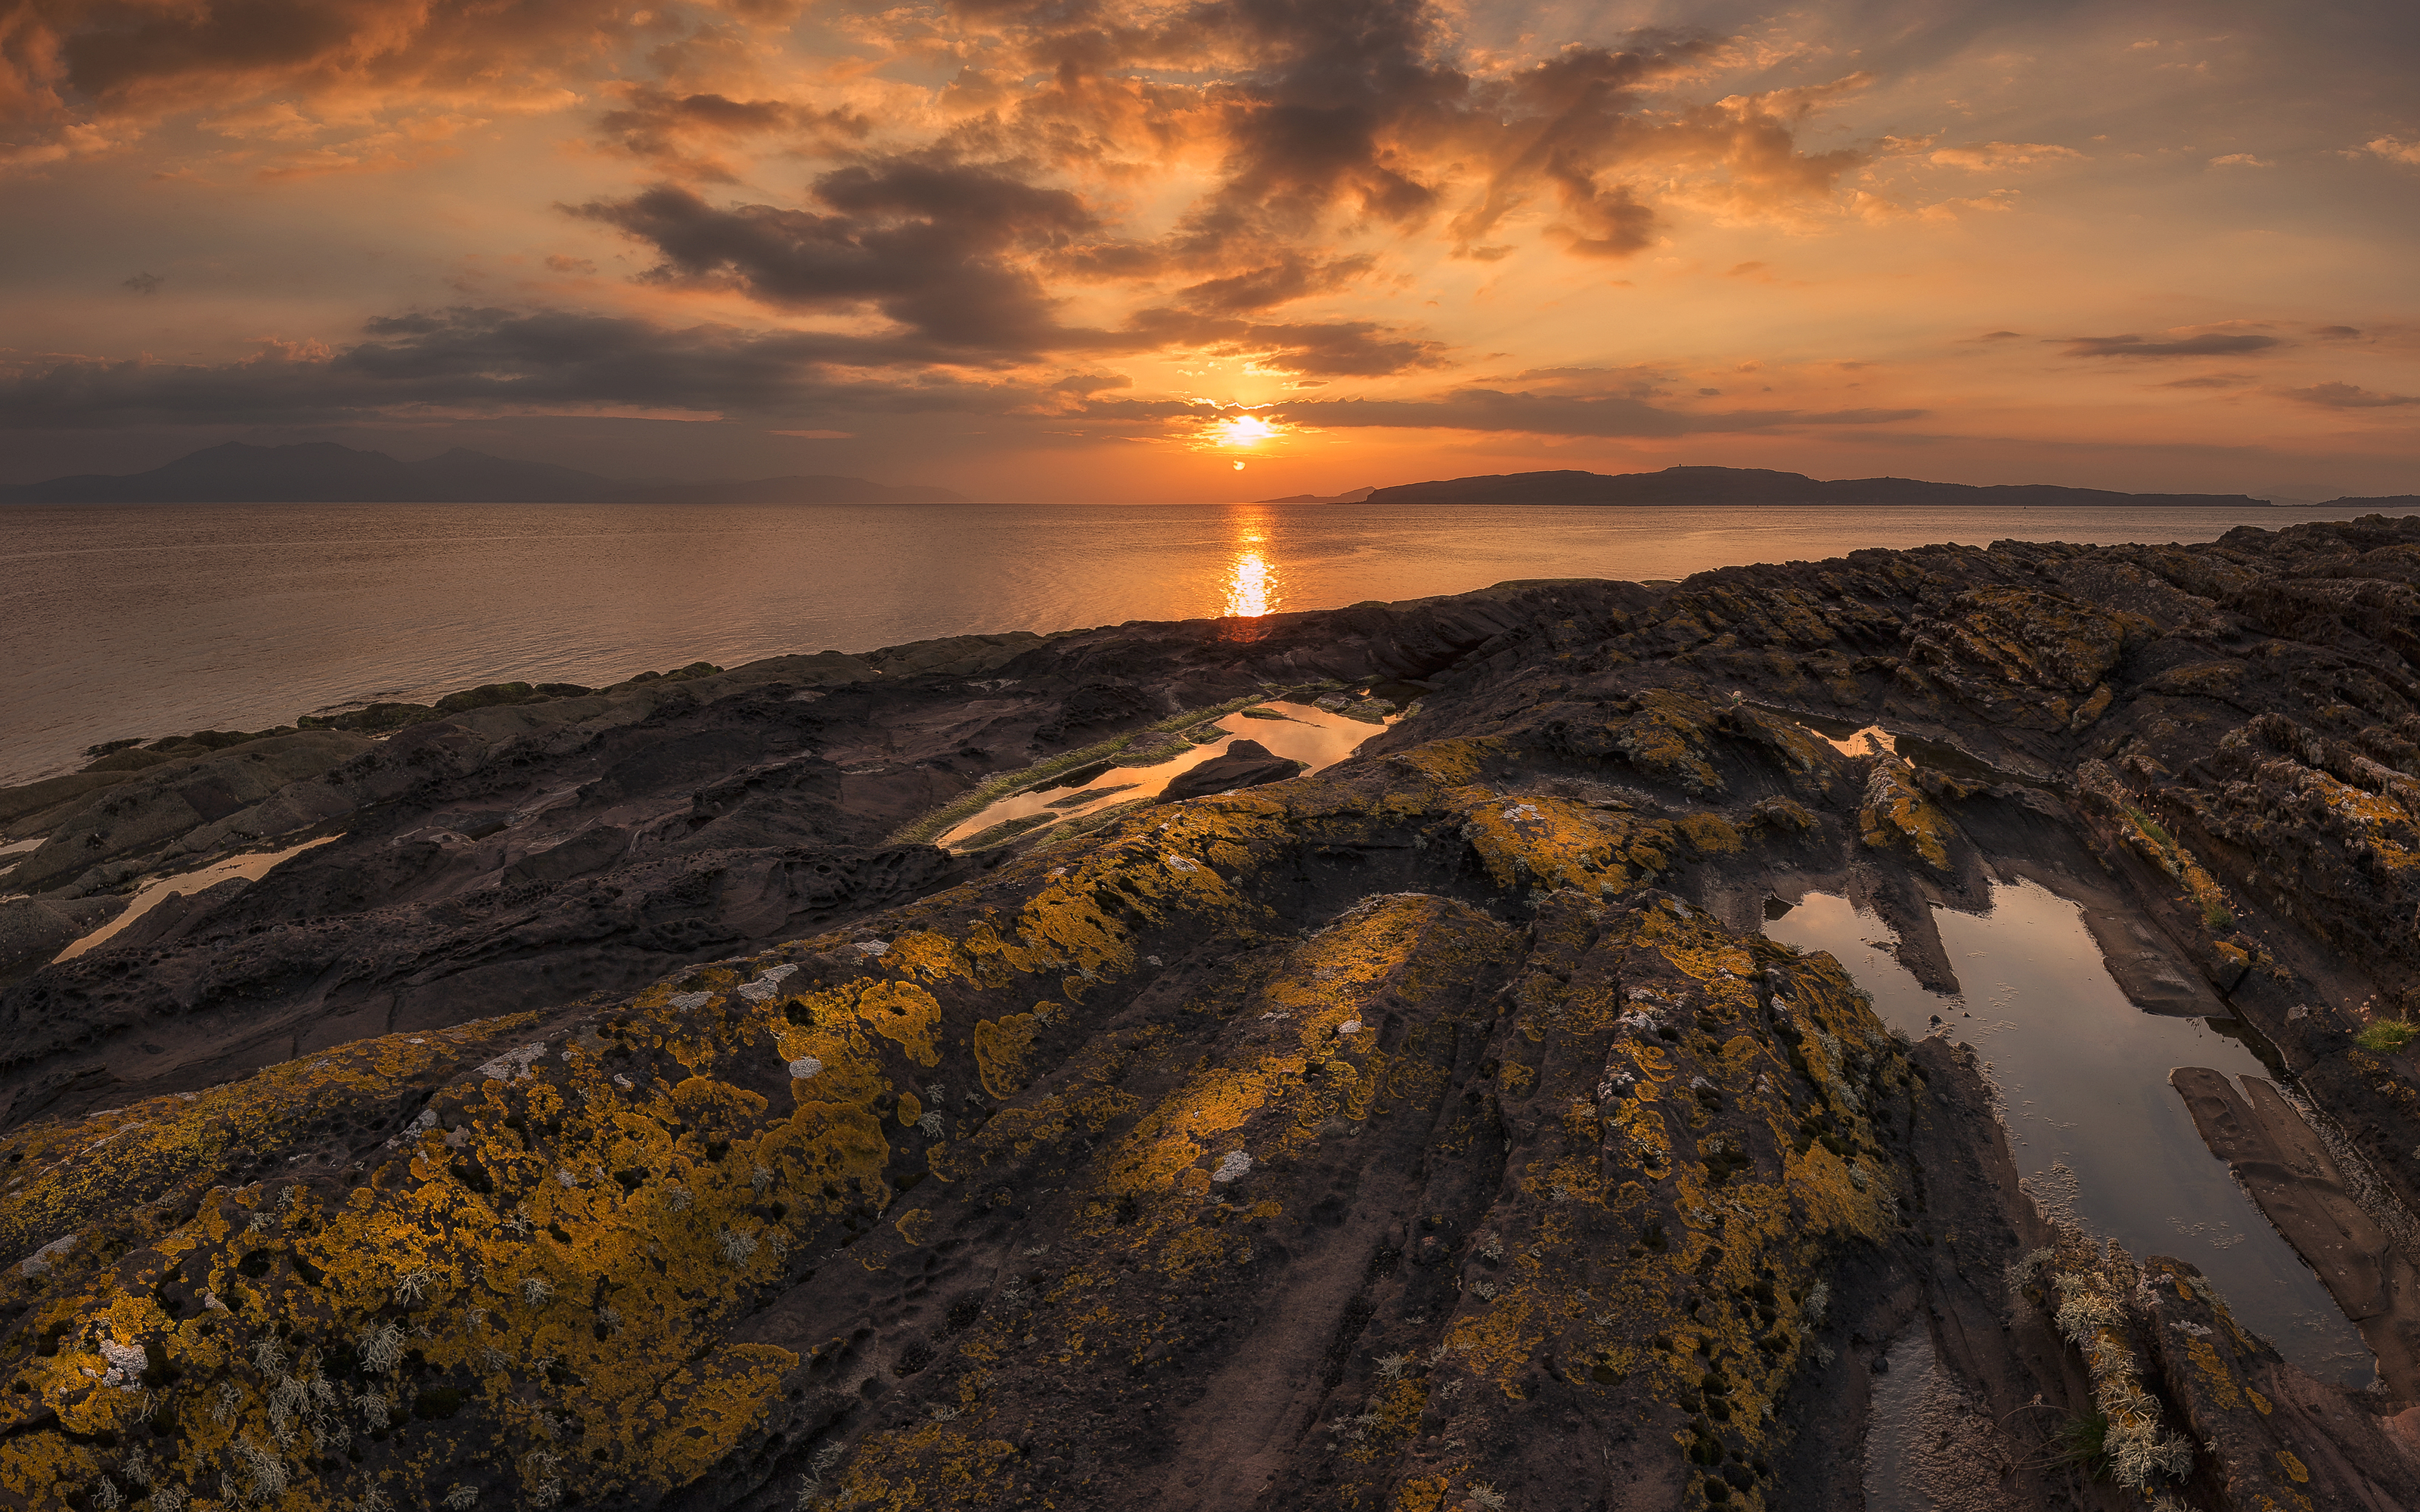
[6,517,2420,1509]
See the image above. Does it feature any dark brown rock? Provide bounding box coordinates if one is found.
[1157,738,1304,802]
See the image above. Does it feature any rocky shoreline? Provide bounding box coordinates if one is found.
[5,518,2420,1509]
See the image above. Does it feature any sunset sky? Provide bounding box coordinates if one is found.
[4,0,2416,500]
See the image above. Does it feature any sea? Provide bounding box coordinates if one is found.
[0,497,2397,787]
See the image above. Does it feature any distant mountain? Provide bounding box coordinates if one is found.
[1365,465,2267,508]
[0,442,969,505]
[1255,485,1377,503]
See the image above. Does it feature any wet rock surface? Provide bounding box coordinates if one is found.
[1157,739,1305,802]
[5,519,2420,1507]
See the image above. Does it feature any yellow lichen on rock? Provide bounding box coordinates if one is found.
[1857,756,1956,869]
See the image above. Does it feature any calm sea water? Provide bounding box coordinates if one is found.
[0,498,2386,787]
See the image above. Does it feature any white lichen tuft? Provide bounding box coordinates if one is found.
[231,1434,287,1499]
[720,1227,761,1266]
[357,1321,406,1374]
[393,1267,438,1306]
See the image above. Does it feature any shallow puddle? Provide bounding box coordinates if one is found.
[939,701,1385,848]
[54,835,341,962]
[1768,878,2374,1386]
[1862,1329,2023,1512]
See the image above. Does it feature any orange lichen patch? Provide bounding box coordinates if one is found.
[852,981,948,1065]
[1941,585,2137,692]
[1342,1377,1429,1464]
[1385,736,1503,788]
[827,1421,1023,1510]
[1457,793,1674,897]
[2076,763,2246,930]
[1610,691,1728,794]
[877,928,979,984]
[1077,896,1510,1225]
[2186,1336,2242,1408]
[0,1013,540,1264]
[1678,813,1742,854]
[1392,1473,1454,1512]
[2276,1448,2310,1483]
[637,1344,799,1485]
[1857,757,1956,869]
[973,1012,1041,1098]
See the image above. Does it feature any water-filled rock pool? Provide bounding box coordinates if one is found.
[939,700,1386,848]
[1767,877,2374,1386]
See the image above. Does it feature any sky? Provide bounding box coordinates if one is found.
[2,0,2416,501]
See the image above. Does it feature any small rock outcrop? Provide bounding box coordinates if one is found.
[1157,738,1304,801]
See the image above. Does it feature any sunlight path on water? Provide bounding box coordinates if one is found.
[1767,878,2374,1385]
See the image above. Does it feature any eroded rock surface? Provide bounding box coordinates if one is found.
[7,518,2420,1508]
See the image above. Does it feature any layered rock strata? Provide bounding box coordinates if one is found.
[5,517,2420,1508]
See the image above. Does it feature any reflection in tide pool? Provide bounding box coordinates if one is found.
[1767,879,2373,1386]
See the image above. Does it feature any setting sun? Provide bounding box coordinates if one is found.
[1205,414,1282,448]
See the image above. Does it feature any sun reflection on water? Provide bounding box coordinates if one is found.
[1223,513,1278,618]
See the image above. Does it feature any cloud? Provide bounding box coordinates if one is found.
[1928,141,2086,170]
[2207,153,2272,167]
[1171,256,1377,316]
[1255,386,1925,437]
[2156,373,2254,389]
[594,86,870,181]
[2058,332,2284,358]
[4,0,634,169]
[2278,382,2420,409]
[1122,308,1446,376]
[123,271,163,295]
[2366,137,2420,166]
[572,165,1103,358]
[2311,325,2363,338]
[0,305,1013,428]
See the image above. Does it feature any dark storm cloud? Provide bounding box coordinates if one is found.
[0,307,1008,427]
[571,163,1105,357]
[2057,333,2285,358]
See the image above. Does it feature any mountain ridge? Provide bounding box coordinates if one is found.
[1362,463,2276,507]
[0,441,968,505]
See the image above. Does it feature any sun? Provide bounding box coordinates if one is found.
[1205,414,1280,448]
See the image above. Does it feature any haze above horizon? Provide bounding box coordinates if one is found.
[3,0,2415,500]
